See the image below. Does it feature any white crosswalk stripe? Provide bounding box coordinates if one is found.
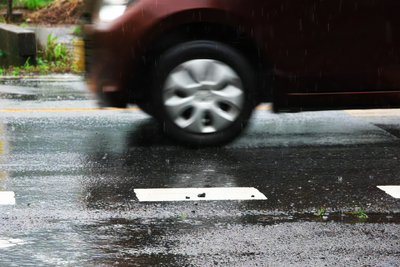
[134,187,267,202]
[377,186,400,199]
[0,191,15,205]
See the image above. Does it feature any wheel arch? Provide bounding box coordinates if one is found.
[129,19,268,103]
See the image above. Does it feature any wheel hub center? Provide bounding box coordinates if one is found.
[195,88,212,101]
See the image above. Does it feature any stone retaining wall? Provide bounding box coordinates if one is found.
[0,23,36,67]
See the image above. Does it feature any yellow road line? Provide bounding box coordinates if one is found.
[0,104,273,112]
[255,104,272,110]
[0,107,141,112]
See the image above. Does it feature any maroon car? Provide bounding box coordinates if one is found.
[84,0,400,146]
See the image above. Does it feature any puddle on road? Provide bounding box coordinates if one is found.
[70,211,400,266]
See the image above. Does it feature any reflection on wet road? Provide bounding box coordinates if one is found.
[0,80,400,266]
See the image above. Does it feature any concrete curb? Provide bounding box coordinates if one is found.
[0,23,37,67]
[0,74,84,82]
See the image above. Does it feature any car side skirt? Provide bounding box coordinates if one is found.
[274,91,400,112]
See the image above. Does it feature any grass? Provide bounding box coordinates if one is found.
[177,212,188,219]
[314,207,326,217]
[350,202,368,219]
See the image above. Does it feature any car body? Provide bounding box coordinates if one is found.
[83,0,400,146]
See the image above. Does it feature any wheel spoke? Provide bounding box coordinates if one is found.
[164,96,195,120]
[184,60,211,83]
[203,62,240,89]
[208,104,237,131]
[164,67,200,93]
[211,85,245,110]
[174,104,210,133]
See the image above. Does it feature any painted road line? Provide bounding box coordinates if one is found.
[134,187,267,202]
[377,186,400,199]
[255,104,272,110]
[0,239,26,249]
[0,191,15,205]
[0,107,141,112]
[0,104,272,112]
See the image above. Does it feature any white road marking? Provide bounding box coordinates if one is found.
[0,191,15,205]
[377,186,400,199]
[134,187,267,202]
[0,239,26,249]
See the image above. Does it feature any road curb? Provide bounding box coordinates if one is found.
[0,74,84,82]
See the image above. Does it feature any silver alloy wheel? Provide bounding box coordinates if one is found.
[162,59,245,133]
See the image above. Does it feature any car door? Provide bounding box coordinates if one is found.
[300,0,400,92]
[249,0,400,109]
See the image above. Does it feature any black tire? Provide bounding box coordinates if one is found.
[152,40,256,147]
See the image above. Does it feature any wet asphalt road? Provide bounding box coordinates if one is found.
[0,79,400,266]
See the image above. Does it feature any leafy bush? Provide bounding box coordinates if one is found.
[24,0,49,10]
[44,34,67,61]
[0,33,77,76]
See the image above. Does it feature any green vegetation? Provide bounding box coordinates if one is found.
[0,34,80,76]
[19,21,28,28]
[314,207,326,217]
[0,0,48,10]
[72,26,81,34]
[350,202,368,219]
[43,34,67,61]
[23,0,49,10]
[0,15,5,23]
[177,212,188,219]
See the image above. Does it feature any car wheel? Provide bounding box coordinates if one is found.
[152,40,256,146]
